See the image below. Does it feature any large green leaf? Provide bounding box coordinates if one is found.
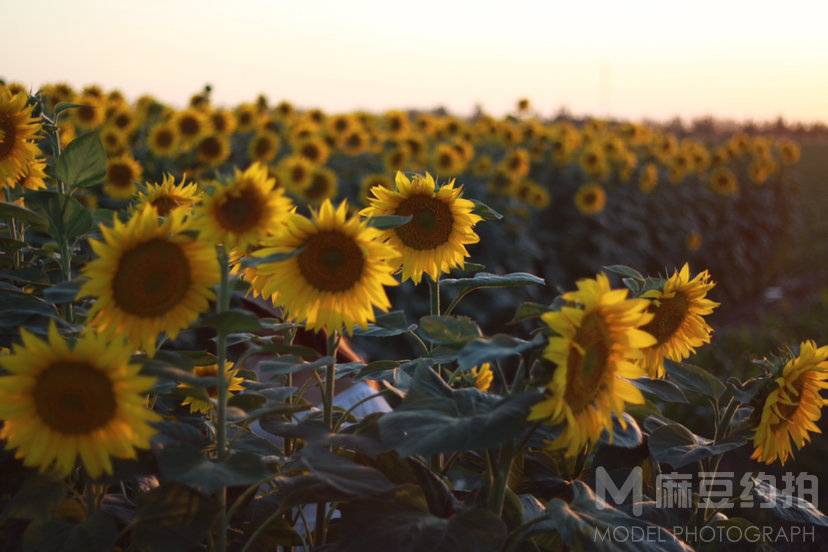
[201,308,263,333]
[301,446,397,497]
[518,481,692,551]
[749,477,828,527]
[157,446,270,494]
[632,377,689,404]
[353,310,416,337]
[419,315,481,346]
[0,201,47,227]
[440,272,545,296]
[55,130,106,189]
[378,365,542,456]
[335,489,507,552]
[647,422,745,469]
[456,333,544,371]
[664,361,725,399]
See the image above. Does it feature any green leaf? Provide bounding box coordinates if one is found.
[647,422,745,469]
[55,130,106,189]
[5,474,65,521]
[131,483,219,552]
[419,315,481,346]
[353,310,416,337]
[749,477,828,527]
[336,491,507,552]
[301,446,397,497]
[366,214,413,229]
[201,308,263,333]
[43,280,80,304]
[471,199,503,220]
[257,355,334,376]
[456,333,544,371]
[665,361,725,399]
[378,365,542,456]
[23,191,93,242]
[598,413,643,448]
[525,481,692,551]
[240,247,303,268]
[158,446,270,495]
[0,201,48,227]
[54,102,83,115]
[508,301,552,324]
[632,377,689,403]
[603,264,645,281]
[440,272,545,301]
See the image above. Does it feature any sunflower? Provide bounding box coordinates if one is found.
[0,89,41,188]
[277,155,315,193]
[708,167,739,197]
[100,125,128,156]
[179,362,245,414]
[250,200,398,333]
[135,174,202,217]
[103,156,143,200]
[73,96,105,130]
[639,264,719,378]
[0,324,159,477]
[360,171,481,284]
[209,109,237,135]
[108,106,136,135]
[79,206,220,353]
[148,123,180,157]
[339,128,370,155]
[295,136,330,165]
[579,146,609,180]
[235,103,260,133]
[501,148,531,178]
[249,130,281,163]
[638,163,659,193]
[752,341,828,465]
[14,158,47,191]
[432,143,465,177]
[384,110,410,136]
[302,166,338,206]
[528,274,656,456]
[489,168,519,196]
[470,363,493,392]
[360,173,393,203]
[574,183,606,215]
[194,162,294,250]
[196,133,230,167]
[173,108,207,146]
[470,155,494,177]
[777,139,801,166]
[384,146,411,173]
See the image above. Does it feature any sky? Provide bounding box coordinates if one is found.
[2,0,828,123]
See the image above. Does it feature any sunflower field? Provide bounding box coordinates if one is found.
[0,80,825,551]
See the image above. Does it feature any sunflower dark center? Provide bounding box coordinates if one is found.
[306,174,330,199]
[115,114,130,128]
[301,143,320,161]
[179,116,200,136]
[78,104,96,122]
[34,361,117,434]
[113,238,191,317]
[394,194,455,250]
[155,129,173,148]
[0,116,16,159]
[642,292,690,345]
[108,163,134,188]
[151,195,186,216]
[214,185,265,233]
[564,311,611,414]
[297,230,365,292]
[253,137,273,158]
[199,136,222,158]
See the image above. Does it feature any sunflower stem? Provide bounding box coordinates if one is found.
[315,330,340,545]
[428,275,441,317]
[215,245,231,552]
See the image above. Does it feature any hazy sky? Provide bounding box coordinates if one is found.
[3,0,828,122]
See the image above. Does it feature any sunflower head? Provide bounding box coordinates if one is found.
[752,341,828,465]
[79,206,220,353]
[528,274,656,456]
[302,167,338,206]
[173,108,207,145]
[360,171,481,284]
[574,183,606,215]
[195,162,295,250]
[709,167,739,197]
[277,155,315,193]
[0,89,41,188]
[639,264,719,378]
[196,133,230,167]
[179,362,245,414]
[104,156,143,200]
[0,324,159,477]
[135,174,202,217]
[249,200,399,333]
[249,130,281,163]
[360,173,393,204]
[148,123,180,157]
